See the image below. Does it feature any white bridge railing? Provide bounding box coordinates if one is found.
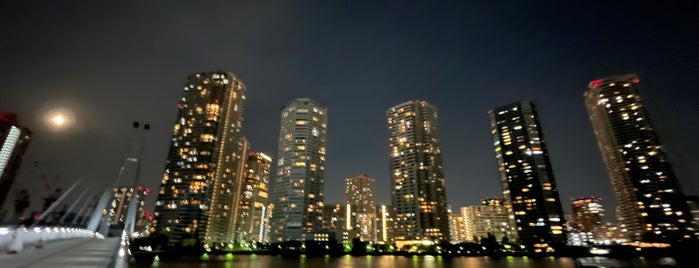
[0,226,104,253]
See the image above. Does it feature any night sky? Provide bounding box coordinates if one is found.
[1,1,697,222]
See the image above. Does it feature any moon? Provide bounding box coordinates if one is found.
[44,109,74,131]
[52,115,66,126]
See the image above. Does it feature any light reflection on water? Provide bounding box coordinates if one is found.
[138,255,579,268]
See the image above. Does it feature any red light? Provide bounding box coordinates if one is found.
[215,99,219,104]
[19,216,24,220]
[177,103,182,109]
[633,78,639,83]
[360,173,365,179]
[34,215,40,221]
[590,79,603,88]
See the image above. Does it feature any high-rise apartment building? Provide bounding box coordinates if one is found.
[153,71,247,246]
[345,173,376,242]
[387,100,450,242]
[0,113,31,212]
[571,197,604,232]
[235,151,272,243]
[489,102,566,246]
[270,98,327,242]
[461,198,514,242]
[584,74,695,242]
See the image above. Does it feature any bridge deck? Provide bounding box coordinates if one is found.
[0,237,120,268]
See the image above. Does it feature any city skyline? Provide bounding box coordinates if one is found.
[2,2,698,225]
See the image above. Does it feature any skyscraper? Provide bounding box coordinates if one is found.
[584,74,694,242]
[345,173,376,242]
[0,113,31,212]
[489,101,566,246]
[387,100,450,242]
[153,71,247,246]
[235,151,272,243]
[571,196,604,232]
[270,98,327,242]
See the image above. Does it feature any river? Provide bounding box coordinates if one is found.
[130,254,666,268]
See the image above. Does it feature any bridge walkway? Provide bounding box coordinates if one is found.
[0,237,120,268]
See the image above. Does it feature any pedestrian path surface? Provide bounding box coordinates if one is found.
[0,237,120,268]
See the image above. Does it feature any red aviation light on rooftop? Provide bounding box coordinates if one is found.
[633,78,639,83]
[590,79,603,88]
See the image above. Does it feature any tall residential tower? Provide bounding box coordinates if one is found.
[387,100,450,242]
[270,98,327,241]
[489,101,566,246]
[153,71,247,246]
[584,74,694,242]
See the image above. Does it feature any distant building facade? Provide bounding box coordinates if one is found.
[375,204,393,243]
[449,213,468,242]
[321,203,346,242]
[461,198,514,242]
[571,197,604,232]
[387,100,450,242]
[153,71,247,246]
[235,152,272,243]
[106,186,150,236]
[584,74,695,242]
[270,98,328,241]
[345,173,376,242]
[0,113,31,212]
[489,102,566,246]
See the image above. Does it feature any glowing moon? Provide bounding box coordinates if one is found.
[44,109,74,131]
[52,115,66,126]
